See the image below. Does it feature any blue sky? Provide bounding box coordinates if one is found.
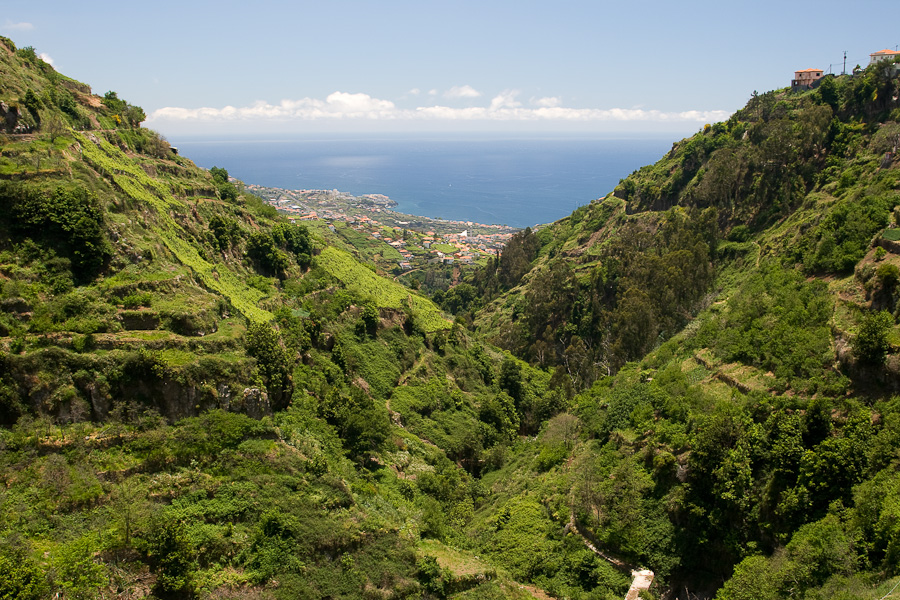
[3,0,897,137]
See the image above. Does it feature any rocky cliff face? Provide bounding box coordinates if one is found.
[0,101,25,133]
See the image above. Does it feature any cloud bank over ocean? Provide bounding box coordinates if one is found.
[149,88,731,133]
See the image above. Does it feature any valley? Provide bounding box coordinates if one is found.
[1,34,900,600]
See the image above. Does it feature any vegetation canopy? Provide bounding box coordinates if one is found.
[1,36,900,600]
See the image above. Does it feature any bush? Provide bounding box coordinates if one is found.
[0,545,46,600]
[854,310,894,365]
[246,232,289,278]
[801,193,894,273]
[3,183,112,281]
[137,518,195,599]
[120,292,152,308]
[51,536,105,600]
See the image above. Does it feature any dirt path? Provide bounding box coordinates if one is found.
[567,514,629,569]
[520,583,555,599]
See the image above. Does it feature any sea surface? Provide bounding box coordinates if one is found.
[171,134,675,229]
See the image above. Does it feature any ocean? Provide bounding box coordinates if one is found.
[170,134,676,229]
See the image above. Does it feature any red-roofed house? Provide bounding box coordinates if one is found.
[791,68,824,91]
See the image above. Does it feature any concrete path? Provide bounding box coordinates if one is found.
[625,569,654,600]
[567,514,655,600]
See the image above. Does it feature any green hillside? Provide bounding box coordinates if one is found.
[462,61,900,597]
[3,32,900,600]
[0,37,572,600]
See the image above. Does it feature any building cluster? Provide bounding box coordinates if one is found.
[244,183,515,273]
[791,48,900,91]
[333,220,513,272]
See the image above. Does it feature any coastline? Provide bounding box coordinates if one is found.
[173,134,673,228]
[246,183,520,277]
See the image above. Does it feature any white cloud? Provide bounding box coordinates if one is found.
[408,88,421,96]
[151,92,396,122]
[324,91,395,116]
[444,85,482,99]
[427,89,438,96]
[415,106,489,120]
[533,96,561,108]
[149,90,730,126]
[2,20,34,31]
[490,90,522,111]
[38,52,54,66]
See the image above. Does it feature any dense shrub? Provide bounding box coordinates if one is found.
[2,183,111,281]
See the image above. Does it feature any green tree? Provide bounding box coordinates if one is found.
[272,222,312,269]
[208,214,241,251]
[360,302,379,336]
[51,536,105,600]
[5,183,112,280]
[102,91,127,113]
[479,391,520,443]
[16,46,38,63]
[112,476,151,547]
[209,167,238,201]
[123,104,146,127]
[22,89,41,120]
[715,554,780,600]
[498,357,523,404]
[209,166,229,183]
[318,385,390,461]
[780,515,855,593]
[244,322,292,406]
[0,545,45,600]
[817,75,839,111]
[416,555,447,597]
[440,282,478,315]
[854,310,893,365]
[139,519,195,599]
[43,113,66,141]
[246,231,290,277]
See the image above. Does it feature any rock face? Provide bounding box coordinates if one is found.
[113,379,268,421]
[0,348,262,425]
[118,311,161,330]
[0,101,18,132]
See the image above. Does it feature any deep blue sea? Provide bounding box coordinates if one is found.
[171,134,674,229]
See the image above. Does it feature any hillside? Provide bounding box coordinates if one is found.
[463,60,900,597]
[0,37,585,600]
[3,33,900,600]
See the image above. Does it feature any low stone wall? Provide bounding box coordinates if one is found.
[875,237,900,254]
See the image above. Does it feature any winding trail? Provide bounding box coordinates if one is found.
[566,513,654,599]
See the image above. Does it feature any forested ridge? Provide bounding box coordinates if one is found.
[2,33,900,600]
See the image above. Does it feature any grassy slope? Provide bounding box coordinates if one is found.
[318,246,450,332]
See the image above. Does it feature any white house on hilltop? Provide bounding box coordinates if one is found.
[870,49,900,65]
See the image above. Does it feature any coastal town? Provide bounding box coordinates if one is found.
[246,183,520,276]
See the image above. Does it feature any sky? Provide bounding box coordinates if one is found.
[3,0,898,138]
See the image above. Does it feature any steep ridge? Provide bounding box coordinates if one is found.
[474,59,900,396]
[463,59,900,598]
